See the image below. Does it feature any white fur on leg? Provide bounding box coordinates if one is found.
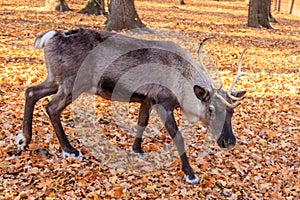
[133,152,145,160]
[16,132,26,153]
[184,174,199,185]
[60,150,83,159]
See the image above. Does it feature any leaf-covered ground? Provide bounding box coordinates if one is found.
[0,0,299,199]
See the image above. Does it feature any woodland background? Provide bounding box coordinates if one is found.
[0,0,299,199]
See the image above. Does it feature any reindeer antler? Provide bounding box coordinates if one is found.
[197,39,259,108]
[227,49,260,101]
[215,93,241,108]
[197,36,222,90]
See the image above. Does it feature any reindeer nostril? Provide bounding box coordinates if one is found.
[226,138,236,149]
[221,140,227,148]
[18,139,24,145]
[229,136,236,146]
[217,136,227,148]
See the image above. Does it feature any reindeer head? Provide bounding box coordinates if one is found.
[196,38,259,149]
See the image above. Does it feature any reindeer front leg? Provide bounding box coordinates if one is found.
[157,107,199,185]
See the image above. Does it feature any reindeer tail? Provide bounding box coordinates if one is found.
[34,30,57,49]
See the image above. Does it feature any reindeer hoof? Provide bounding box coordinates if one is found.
[133,152,145,159]
[184,174,199,185]
[16,133,26,154]
[133,149,146,160]
[60,150,83,159]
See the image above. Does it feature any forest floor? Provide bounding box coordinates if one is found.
[0,0,299,199]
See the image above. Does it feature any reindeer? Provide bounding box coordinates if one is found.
[17,28,258,184]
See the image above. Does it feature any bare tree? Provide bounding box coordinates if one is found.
[105,0,145,31]
[79,0,106,15]
[45,0,71,11]
[247,0,275,29]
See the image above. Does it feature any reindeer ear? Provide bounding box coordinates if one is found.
[231,90,246,99]
[193,85,210,102]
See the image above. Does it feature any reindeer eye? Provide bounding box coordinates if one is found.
[209,105,215,114]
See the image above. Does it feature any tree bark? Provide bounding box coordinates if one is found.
[247,0,259,28]
[79,0,106,16]
[105,0,146,31]
[45,0,71,12]
[268,2,277,23]
[178,0,185,5]
[247,0,273,29]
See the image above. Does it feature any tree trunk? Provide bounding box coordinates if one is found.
[247,0,259,28]
[45,0,71,12]
[79,0,106,16]
[268,2,277,23]
[105,0,146,31]
[247,0,273,29]
[178,0,185,5]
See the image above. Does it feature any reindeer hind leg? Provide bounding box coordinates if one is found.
[45,83,83,158]
[17,81,58,154]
